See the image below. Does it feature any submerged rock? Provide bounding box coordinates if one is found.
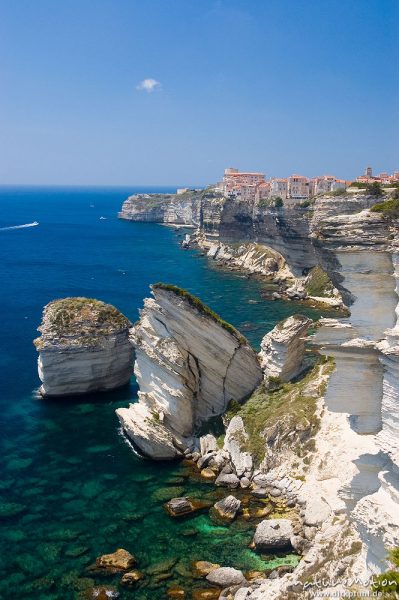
[117,284,262,459]
[192,561,220,578]
[253,519,294,551]
[192,589,221,600]
[164,497,210,518]
[259,314,312,382]
[120,570,144,587]
[167,586,186,598]
[34,298,133,396]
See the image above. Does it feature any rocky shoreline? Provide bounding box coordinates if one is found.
[115,188,399,597]
[30,187,399,598]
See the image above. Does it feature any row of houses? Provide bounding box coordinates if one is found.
[216,166,398,203]
[356,166,399,185]
[217,168,349,202]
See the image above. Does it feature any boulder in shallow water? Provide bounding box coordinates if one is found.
[253,519,294,551]
[206,567,246,587]
[95,548,136,572]
[164,497,194,517]
[34,298,133,397]
[164,497,211,518]
[215,472,240,489]
[213,495,241,521]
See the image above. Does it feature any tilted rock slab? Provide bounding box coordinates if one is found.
[259,314,312,382]
[116,284,262,459]
[34,298,133,397]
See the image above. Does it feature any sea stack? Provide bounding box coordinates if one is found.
[116,284,262,459]
[34,298,134,396]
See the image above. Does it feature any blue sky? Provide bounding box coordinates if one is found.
[1,0,398,185]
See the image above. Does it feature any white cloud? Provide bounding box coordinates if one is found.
[136,78,161,93]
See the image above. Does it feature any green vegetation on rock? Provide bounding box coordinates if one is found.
[370,198,399,219]
[305,266,335,298]
[153,283,246,343]
[34,297,130,348]
[327,188,347,196]
[366,181,384,197]
[223,357,335,465]
[372,546,399,597]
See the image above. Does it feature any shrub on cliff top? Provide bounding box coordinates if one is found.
[34,297,130,347]
[305,266,335,298]
[152,283,246,343]
[371,198,399,218]
[366,181,384,197]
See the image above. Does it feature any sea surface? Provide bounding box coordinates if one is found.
[0,186,327,599]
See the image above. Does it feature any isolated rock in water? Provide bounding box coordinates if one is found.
[96,548,136,571]
[253,519,294,551]
[213,495,241,521]
[223,416,253,477]
[117,284,262,459]
[34,298,133,397]
[165,497,194,517]
[206,566,246,587]
[259,314,312,382]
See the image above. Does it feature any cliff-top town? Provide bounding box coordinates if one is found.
[189,166,399,204]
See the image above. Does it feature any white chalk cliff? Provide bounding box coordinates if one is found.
[259,314,312,383]
[116,284,262,459]
[34,298,133,397]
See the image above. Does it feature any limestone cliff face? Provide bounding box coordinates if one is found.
[205,240,292,279]
[116,285,262,459]
[259,314,312,382]
[34,298,133,397]
[310,249,399,572]
[119,191,203,225]
[119,190,394,298]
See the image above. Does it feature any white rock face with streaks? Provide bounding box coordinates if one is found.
[116,285,262,459]
[259,314,312,382]
[311,250,399,572]
[34,298,133,397]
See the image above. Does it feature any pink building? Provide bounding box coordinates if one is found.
[288,175,310,199]
[269,178,288,200]
[223,168,266,194]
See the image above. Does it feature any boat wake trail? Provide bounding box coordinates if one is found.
[0,221,39,231]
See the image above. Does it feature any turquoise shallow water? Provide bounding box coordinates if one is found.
[0,186,327,599]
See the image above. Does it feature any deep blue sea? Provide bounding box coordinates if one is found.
[0,186,326,599]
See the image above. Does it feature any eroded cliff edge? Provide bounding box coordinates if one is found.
[116,284,262,459]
